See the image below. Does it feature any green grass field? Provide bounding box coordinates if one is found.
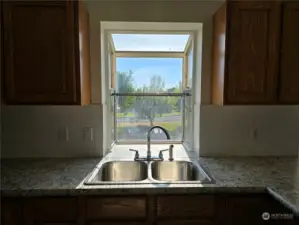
[117,111,180,118]
[118,121,180,131]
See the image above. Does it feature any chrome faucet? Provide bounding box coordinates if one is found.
[129,125,174,161]
[147,125,170,159]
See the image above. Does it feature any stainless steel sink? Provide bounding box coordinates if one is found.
[85,161,148,184]
[84,160,214,185]
[150,161,213,183]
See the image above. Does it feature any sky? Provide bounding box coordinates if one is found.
[112,34,189,52]
[116,57,183,89]
[112,33,190,89]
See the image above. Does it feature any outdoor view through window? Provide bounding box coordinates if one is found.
[110,33,191,142]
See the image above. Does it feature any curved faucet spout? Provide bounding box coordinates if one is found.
[147,126,170,159]
[147,125,170,140]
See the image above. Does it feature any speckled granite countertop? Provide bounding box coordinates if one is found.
[1,156,298,215]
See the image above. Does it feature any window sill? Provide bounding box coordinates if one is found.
[107,143,197,160]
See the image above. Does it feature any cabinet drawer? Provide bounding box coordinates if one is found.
[86,196,146,219]
[157,195,215,218]
[42,223,76,225]
[157,220,214,225]
[90,222,144,225]
[24,197,78,222]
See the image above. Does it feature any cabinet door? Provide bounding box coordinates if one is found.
[2,1,79,104]
[156,221,213,225]
[157,195,215,219]
[23,197,78,225]
[1,198,22,225]
[86,197,146,220]
[279,2,299,103]
[227,196,269,225]
[225,195,299,225]
[226,1,280,104]
[38,223,75,225]
[90,222,144,225]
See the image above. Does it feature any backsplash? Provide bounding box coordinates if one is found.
[1,105,298,158]
[200,105,299,156]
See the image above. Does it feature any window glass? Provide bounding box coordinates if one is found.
[112,34,190,52]
[115,57,183,141]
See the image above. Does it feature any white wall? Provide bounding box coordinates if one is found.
[200,106,299,156]
[1,106,103,158]
[1,0,298,158]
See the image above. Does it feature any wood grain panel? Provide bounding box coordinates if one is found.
[226,1,280,104]
[23,197,78,223]
[156,220,214,225]
[77,0,91,105]
[211,4,227,105]
[3,1,79,104]
[86,196,146,219]
[226,196,269,225]
[90,222,144,225]
[157,195,215,218]
[279,2,299,104]
[226,194,298,225]
[1,198,22,225]
[42,223,76,225]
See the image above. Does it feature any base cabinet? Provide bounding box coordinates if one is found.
[22,197,79,225]
[89,223,144,225]
[226,195,297,225]
[156,220,214,225]
[1,194,297,225]
[1,199,22,225]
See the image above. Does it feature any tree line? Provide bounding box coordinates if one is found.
[116,71,182,125]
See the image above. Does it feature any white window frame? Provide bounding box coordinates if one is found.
[100,22,202,153]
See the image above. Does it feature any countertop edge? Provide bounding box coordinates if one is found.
[267,188,299,217]
[2,186,298,216]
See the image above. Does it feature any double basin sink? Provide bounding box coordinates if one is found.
[84,160,214,185]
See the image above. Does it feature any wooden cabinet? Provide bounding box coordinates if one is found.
[226,1,280,104]
[157,195,215,219]
[226,194,297,225]
[2,0,90,105]
[279,2,299,103]
[86,196,147,220]
[226,195,271,225]
[1,194,297,225]
[23,197,79,225]
[212,1,299,105]
[156,221,213,225]
[1,198,22,225]
[90,223,144,225]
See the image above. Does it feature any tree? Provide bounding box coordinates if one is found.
[116,70,135,113]
[133,75,170,126]
[167,81,182,112]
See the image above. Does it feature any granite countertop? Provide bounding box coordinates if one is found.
[1,156,298,216]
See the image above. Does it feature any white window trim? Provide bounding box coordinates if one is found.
[100,22,202,154]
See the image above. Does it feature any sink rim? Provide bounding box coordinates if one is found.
[84,159,215,185]
[84,160,149,184]
[148,160,214,184]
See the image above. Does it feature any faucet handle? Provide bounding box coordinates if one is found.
[169,144,174,161]
[158,149,169,160]
[129,149,139,160]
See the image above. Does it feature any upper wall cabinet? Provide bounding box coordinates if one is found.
[279,2,299,104]
[2,0,91,105]
[212,1,299,105]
